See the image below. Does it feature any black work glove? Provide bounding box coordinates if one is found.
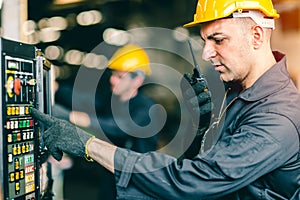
[32,108,93,161]
[180,69,213,134]
[179,69,213,159]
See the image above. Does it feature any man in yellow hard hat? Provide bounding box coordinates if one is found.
[33,0,300,199]
[69,44,159,151]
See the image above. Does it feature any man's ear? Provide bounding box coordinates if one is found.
[132,75,144,88]
[251,25,264,49]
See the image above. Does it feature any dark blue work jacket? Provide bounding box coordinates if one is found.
[113,52,300,200]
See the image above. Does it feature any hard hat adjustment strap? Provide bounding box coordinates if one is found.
[232,10,275,30]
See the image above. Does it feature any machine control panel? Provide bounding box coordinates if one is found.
[0,38,44,200]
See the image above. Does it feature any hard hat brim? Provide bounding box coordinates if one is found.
[183,21,199,28]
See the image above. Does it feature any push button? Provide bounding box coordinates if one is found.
[7,107,12,116]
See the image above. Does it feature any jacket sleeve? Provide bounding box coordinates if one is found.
[113,112,299,199]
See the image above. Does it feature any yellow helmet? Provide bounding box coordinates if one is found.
[184,0,279,27]
[108,44,151,75]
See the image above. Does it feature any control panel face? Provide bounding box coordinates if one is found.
[4,56,37,200]
[1,38,40,200]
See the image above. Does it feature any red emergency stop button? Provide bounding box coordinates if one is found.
[14,78,21,95]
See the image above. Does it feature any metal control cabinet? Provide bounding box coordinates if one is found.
[0,38,51,200]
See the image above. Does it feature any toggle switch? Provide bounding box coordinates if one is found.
[27,79,36,86]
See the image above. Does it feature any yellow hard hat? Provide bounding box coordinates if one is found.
[184,0,279,28]
[108,44,151,75]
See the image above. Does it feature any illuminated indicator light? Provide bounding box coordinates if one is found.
[8,153,13,163]
[23,120,27,127]
[12,121,17,129]
[30,132,34,139]
[7,134,12,143]
[11,121,14,129]
[15,171,20,181]
[22,143,26,153]
[25,154,34,164]
[7,107,12,115]
[19,157,24,167]
[17,144,21,155]
[25,183,35,193]
[18,121,23,128]
[20,107,25,115]
[25,165,34,174]
[6,121,11,129]
[26,132,31,140]
[20,170,24,179]
[23,120,27,128]
[30,143,34,152]
[15,181,20,194]
[9,172,15,182]
[13,133,17,142]
[26,143,29,152]
[25,107,29,115]
[8,121,12,129]
[15,107,20,115]
[17,132,21,141]
[13,145,17,155]
[20,120,24,128]
[11,107,16,115]
[23,132,27,140]
[25,173,35,183]
[12,121,16,129]
[15,158,20,169]
[28,143,32,152]
[26,120,30,127]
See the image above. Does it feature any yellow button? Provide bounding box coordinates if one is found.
[7,107,11,116]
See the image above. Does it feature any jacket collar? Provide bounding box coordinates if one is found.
[238,51,289,101]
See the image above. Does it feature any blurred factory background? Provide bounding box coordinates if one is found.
[1,0,300,199]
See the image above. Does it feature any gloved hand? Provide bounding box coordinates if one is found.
[180,69,213,134]
[32,108,93,161]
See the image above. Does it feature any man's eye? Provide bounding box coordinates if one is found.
[215,38,224,45]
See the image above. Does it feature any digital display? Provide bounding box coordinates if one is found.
[8,60,19,70]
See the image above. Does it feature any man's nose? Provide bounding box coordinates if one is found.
[202,43,216,61]
[110,75,117,85]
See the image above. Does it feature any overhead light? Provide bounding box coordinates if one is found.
[39,28,61,43]
[64,49,85,65]
[76,10,103,26]
[173,27,189,42]
[53,0,84,5]
[103,28,131,46]
[45,45,64,60]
